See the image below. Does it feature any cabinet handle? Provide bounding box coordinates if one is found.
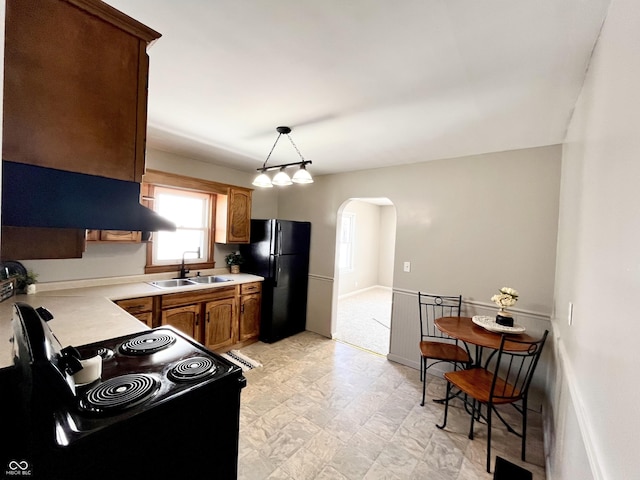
[195,313,199,326]
[206,312,210,323]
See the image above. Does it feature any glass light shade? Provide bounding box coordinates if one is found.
[272,169,292,186]
[292,165,313,184]
[252,172,273,188]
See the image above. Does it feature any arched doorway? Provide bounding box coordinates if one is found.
[332,198,396,355]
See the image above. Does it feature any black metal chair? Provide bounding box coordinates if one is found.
[418,293,471,406]
[436,330,549,473]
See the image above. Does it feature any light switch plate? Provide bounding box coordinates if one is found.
[403,261,411,272]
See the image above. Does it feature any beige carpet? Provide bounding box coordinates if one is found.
[334,286,392,355]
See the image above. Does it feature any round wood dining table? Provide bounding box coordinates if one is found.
[435,316,537,365]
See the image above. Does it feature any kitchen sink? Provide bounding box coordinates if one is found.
[187,275,233,284]
[149,279,198,289]
[149,276,233,289]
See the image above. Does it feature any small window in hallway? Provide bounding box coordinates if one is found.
[339,213,355,272]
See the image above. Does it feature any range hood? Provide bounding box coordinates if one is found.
[1,161,176,232]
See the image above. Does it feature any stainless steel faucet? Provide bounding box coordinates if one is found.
[179,247,201,278]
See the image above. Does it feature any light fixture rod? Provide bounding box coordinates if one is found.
[257,160,312,173]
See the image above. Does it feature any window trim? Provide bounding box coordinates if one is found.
[150,186,212,266]
[142,170,231,274]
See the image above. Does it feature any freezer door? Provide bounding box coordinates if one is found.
[274,220,310,256]
[240,220,275,278]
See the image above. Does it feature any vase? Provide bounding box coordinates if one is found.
[496,308,514,327]
[26,284,37,295]
[230,265,240,274]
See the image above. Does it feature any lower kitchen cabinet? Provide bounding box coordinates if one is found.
[115,296,154,327]
[162,304,201,341]
[239,286,261,342]
[114,282,262,351]
[154,283,260,352]
[204,298,237,351]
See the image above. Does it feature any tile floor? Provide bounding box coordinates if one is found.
[237,332,547,480]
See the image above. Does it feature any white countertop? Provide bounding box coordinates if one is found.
[0,272,263,369]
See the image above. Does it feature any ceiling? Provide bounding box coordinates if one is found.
[104,0,610,177]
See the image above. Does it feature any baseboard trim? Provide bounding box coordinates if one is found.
[338,284,392,300]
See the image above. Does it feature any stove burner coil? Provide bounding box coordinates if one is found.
[80,374,159,413]
[168,356,217,382]
[119,332,176,355]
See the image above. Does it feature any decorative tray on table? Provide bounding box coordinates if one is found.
[472,315,526,334]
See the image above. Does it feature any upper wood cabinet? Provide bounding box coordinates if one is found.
[1,0,161,260]
[87,230,143,243]
[215,188,253,244]
[3,0,161,182]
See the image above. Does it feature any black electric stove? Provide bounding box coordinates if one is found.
[10,302,246,480]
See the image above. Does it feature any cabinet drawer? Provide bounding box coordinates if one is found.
[241,282,262,295]
[116,296,153,315]
[161,285,237,309]
[133,312,153,328]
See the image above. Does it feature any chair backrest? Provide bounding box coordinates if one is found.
[418,292,462,340]
[487,330,549,403]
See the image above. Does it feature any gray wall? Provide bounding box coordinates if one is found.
[547,0,640,478]
[276,147,560,346]
[378,206,396,288]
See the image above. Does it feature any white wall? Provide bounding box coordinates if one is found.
[548,0,640,478]
[338,200,383,296]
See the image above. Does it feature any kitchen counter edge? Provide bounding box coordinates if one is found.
[0,273,264,369]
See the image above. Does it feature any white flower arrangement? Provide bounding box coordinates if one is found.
[491,287,519,309]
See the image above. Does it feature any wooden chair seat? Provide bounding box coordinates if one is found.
[420,340,470,364]
[444,368,520,405]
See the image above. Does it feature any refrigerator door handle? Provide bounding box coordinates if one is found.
[277,223,283,255]
[274,256,280,286]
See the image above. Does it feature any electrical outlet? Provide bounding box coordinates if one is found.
[568,302,574,326]
[403,261,411,272]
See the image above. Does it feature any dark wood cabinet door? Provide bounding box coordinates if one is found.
[3,0,159,182]
[228,189,252,243]
[1,0,161,260]
[204,298,237,351]
[215,188,252,244]
[161,304,200,341]
[239,294,261,342]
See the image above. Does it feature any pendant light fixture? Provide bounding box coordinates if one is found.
[252,126,313,188]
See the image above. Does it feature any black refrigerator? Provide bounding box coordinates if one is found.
[240,219,311,343]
